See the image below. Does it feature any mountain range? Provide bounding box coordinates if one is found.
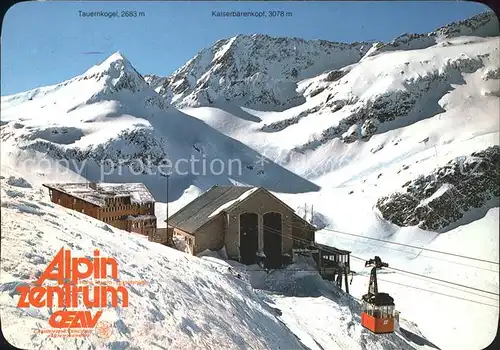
[1,10,499,350]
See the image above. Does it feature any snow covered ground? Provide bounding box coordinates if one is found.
[0,170,434,350]
[177,28,500,349]
[315,210,499,350]
[0,170,304,350]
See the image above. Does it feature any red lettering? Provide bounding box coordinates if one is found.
[28,286,46,307]
[49,311,103,328]
[37,248,66,285]
[49,310,73,328]
[73,257,93,283]
[16,285,30,307]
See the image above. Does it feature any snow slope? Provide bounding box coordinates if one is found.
[0,171,304,350]
[0,170,435,350]
[0,52,320,203]
[182,35,500,175]
[325,207,499,350]
[177,13,499,350]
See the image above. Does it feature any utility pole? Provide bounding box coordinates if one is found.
[160,172,171,231]
[310,205,314,224]
[166,174,170,231]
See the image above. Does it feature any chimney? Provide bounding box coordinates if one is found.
[89,183,97,190]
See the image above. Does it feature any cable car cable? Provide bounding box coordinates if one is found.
[257,224,499,297]
[189,223,498,309]
[347,254,498,296]
[312,229,498,273]
[386,265,498,296]
[274,220,499,272]
[321,227,499,265]
[208,219,497,298]
[354,273,499,308]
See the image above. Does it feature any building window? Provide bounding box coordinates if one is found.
[82,209,85,213]
[57,199,60,203]
[73,199,76,203]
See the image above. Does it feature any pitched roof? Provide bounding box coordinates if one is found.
[167,185,319,235]
[167,185,256,234]
[43,182,155,207]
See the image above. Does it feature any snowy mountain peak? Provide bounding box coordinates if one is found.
[144,11,498,110]
[68,51,171,111]
[145,34,371,109]
[0,50,168,127]
[84,51,135,76]
[80,51,147,90]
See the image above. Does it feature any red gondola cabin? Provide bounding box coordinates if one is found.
[361,256,396,334]
[361,292,395,333]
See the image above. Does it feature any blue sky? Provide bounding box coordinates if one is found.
[1,1,492,95]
